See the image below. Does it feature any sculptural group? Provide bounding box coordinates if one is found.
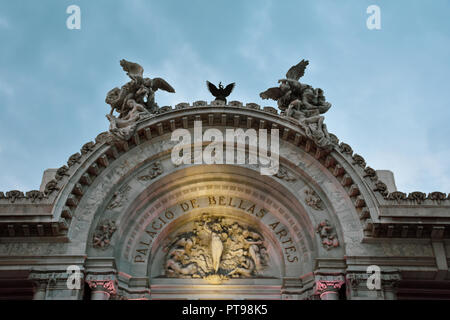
[105,58,334,148]
[164,214,269,280]
[105,59,175,140]
[259,59,334,148]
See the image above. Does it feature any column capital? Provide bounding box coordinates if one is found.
[87,279,117,295]
[85,273,118,298]
[315,280,345,296]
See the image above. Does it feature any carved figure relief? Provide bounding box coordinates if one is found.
[304,188,323,210]
[274,166,297,182]
[107,185,131,210]
[137,161,163,181]
[316,220,339,250]
[92,219,117,249]
[164,214,268,281]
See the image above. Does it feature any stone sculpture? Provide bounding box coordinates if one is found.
[260,59,334,148]
[105,59,175,141]
[92,219,117,249]
[164,214,268,281]
[316,219,339,250]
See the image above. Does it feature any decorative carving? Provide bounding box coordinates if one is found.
[229,100,243,107]
[44,179,59,195]
[81,141,95,155]
[260,59,333,148]
[95,131,115,145]
[164,214,268,281]
[352,154,366,168]
[92,219,117,249]
[304,188,323,210]
[107,185,131,210]
[55,165,70,181]
[105,59,175,141]
[193,100,207,107]
[407,191,426,204]
[246,103,260,110]
[137,161,163,181]
[87,279,117,296]
[339,142,353,155]
[67,153,82,167]
[363,167,378,180]
[274,166,296,182]
[428,191,446,204]
[387,191,407,203]
[373,181,388,197]
[315,280,345,296]
[316,220,339,250]
[6,190,24,203]
[26,190,44,202]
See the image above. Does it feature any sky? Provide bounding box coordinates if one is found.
[0,0,449,194]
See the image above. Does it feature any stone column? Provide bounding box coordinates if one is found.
[315,280,345,300]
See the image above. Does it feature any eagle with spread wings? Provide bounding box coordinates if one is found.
[259,59,309,106]
[206,81,235,104]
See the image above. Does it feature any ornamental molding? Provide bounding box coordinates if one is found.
[0,104,448,239]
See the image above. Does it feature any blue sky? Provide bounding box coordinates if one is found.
[0,0,449,193]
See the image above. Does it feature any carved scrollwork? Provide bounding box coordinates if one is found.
[55,165,70,181]
[339,142,353,155]
[81,142,95,155]
[363,167,378,180]
[6,190,24,203]
[164,214,269,281]
[26,190,44,202]
[316,220,339,250]
[373,181,388,197]
[95,131,115,145]
[67,153,82,167]
[44,179,59,196]
[428,191,446,204]
[387,191,407,203]
[407,191,426,204]
[352,154,366,168]
[193,100,207,107]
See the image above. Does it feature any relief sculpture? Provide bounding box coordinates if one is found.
[164,214,269,282]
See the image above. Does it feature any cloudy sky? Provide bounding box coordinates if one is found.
[0,0,449,193]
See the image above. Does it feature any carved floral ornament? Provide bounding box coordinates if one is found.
[164,213,269,283]
[316,220,339,250]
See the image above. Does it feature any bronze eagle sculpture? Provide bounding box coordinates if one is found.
[206,81,235,104]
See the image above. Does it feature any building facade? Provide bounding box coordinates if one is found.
[1,62,449,300]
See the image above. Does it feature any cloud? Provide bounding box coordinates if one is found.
[0,16,9,29]
[237,0,274,71]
